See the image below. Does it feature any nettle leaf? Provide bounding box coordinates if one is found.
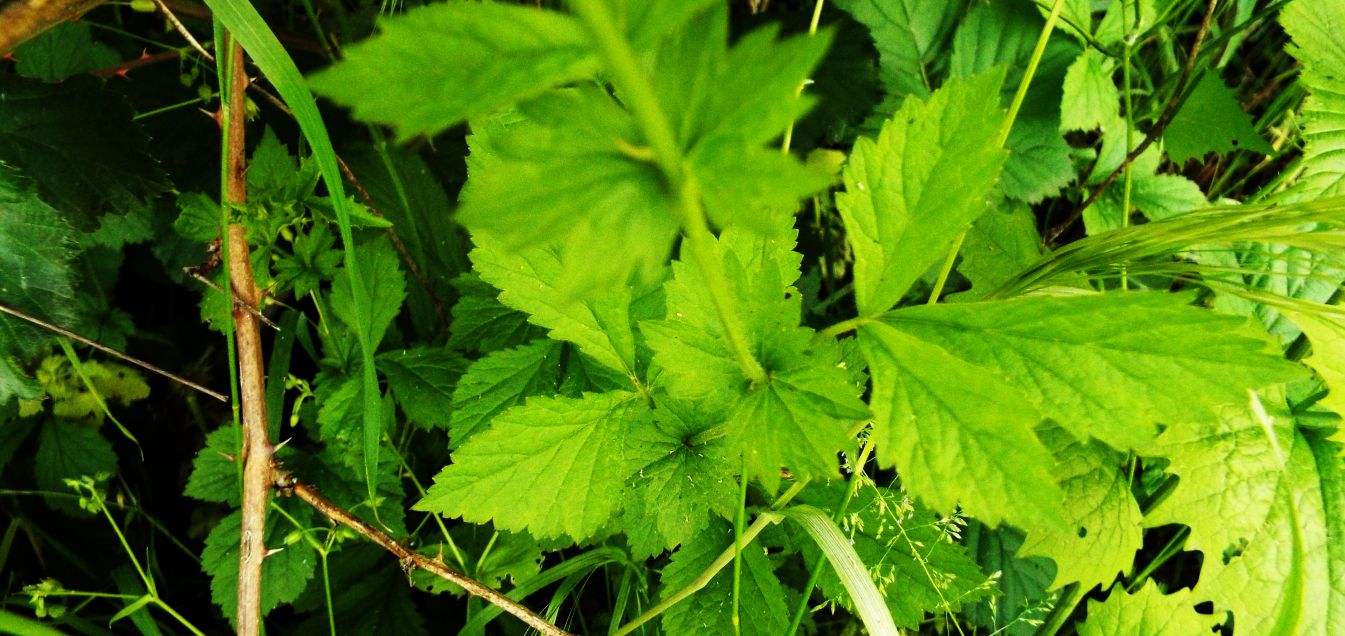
[1182,430,1341,635]
[963,523,1057,636]
[449,338,563,448]
[12,22,119,82]
[184,427,241,506]
[883,292,1305,450]
[376,347,468,431]
[1165,73,1273,164]
[1281,0,1345,200]
[948,0,1037,82]
[470,235,638,379]
[1002,117,1075,204]
[1017,422,1142,592]
[0,166,78,361]
[956,201,1044,299]
[0,75,168,229]
[34,420,117,515]
[859,320,1064,530]
[460,89,678,293]
[308,2,596,140]
[659,520,791,636]
[644,224,867,489]
[416,391,650,541]
[1060,48,1118,132]
[1284,311,1345,447]
[727,333,870,491]
[836,70,1009,316]
[1077,582,1218,636]
[201,506,318,626]
[619,399,737,558]
[447,274,545,354]
[832,0,966,99]
[330,237,405,351]
[801,484,991,630]
[1142,399,1293,561]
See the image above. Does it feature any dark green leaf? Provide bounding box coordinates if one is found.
[449,338,563,448]
[376,347,467,431]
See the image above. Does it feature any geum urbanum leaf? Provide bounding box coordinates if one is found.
[307,2,596,141]
[837,69,1010,316]
[881,291,1307,450]
[643,224,868,491]
[416,391,650,542]
[858,320,1065,531]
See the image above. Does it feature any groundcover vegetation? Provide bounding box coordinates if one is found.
[2,0,1344,633]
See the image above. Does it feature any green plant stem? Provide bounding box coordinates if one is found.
[732,454,748,636]
[780,0,826,154]
[1119,0,1137,291]
[815,315,875,341]
[785,437,874,635]
[613,480,810,636]
[571,0,768,387]
[928,0,1066,306]
[1126,526,1190,592]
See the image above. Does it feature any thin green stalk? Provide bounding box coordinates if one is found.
[785,437,874,635]
[571,0,768,386]
[1119,0,1138,290]
[780,0,826,154]
[929,0,1067,306]
[731,454,749,636]
[815,315,875,341]
[213,25,246,497]
[132,92,218,121]
[1034,584,1084,636]
[1126,527,1190,593]
[613,480,810,636]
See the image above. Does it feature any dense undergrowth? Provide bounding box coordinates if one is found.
[2,0,1345,634]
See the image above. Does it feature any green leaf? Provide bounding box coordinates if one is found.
[1142,399,1292,560]
[963,523,1057,636]
[858,320,1064,530]
[172,192,220,242]
[13,22,119,83]
[470,235,638,378]
[1017,422,1143,591]
[1284,311,1345,447]
[200,507,318,626]
[449,339,563,448]
[184,427,241,506]
[308,3,596,141]
[1164,73,1273,164]
[330,237,405,352]
[447,274,545,354]
[459,89,678,293]
[1077,582,1219,635]
[274,226,341,298]
[801,485,991,630]
[1280,0,1345,201]
[619,399,737,557]
[836,70,1009,316]
[956,202,1044,298]
[34,420,117,515]
[416,391,649,541]
[0,75,167,228]
[1060,48,1118,132]
[659,520,791,636]
[883,292,1306,450]
[293,546,428,636]
[832,0,966,99]
[1002,117,1075,203]
[1176,431,1339,635]
[0,166,78,360]
[376,347,467,432]
[948,0,1038,81]
[726,334,870,491]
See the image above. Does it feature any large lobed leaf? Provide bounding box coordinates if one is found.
[882,292,1306,450]
[416,391,650,541]
[0,166,78,373]
[836,70,1009,316]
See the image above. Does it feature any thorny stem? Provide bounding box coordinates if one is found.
[281,479,570,636]
[571,0,769,387]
